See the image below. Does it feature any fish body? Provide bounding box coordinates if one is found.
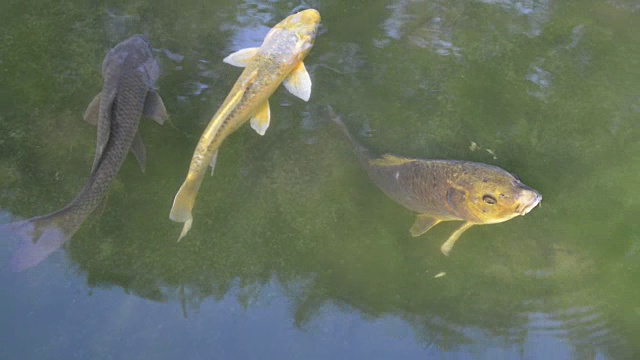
[170,9,321,240]
[329,108,542,255]
[3,35,168,271]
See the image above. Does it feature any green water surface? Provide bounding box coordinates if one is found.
[1,0,638,359]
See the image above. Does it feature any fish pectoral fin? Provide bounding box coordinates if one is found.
[369,154,414,167]
[223,47,260,67]
[440,222,475,256]
[209,149,219,176]
[410,215,441,237]
[143,90,169,125]
[283,62,312,101]
[250,101,271,136]
[130,131,147,173]
[83,92,101,125]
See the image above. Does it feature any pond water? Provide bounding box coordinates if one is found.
[1,0,638,359]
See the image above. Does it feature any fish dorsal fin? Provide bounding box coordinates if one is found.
[143,90,169,125]
[368,154,414,167]
[283,62,312,101]
[83,93,101,125]
[410,214,442,237]
[223,47,260,67]
[90,88,117,173]
[214,70,258,127]
[440,221,475,256]
[130,131,146,173]
[209,149,219,176]
[250,101,271,136]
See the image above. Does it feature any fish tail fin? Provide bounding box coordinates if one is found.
[326,106,373,162]
[169,179,199,241]
[3,208,80,271]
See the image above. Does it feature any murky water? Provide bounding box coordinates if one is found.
[1,0,638,359]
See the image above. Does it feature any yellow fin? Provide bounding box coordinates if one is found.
[209,149,219,176]
[369,154,414,167]
[170,180,198,241]
[410,215,441,237]
[440,221,475,256]
[250,101,271,136]
[217,70,257,120]
[283,62,312,101]
[203,70,257,141]
[223,47,259,67]
[177,218,193,242]
[242,69,259,88]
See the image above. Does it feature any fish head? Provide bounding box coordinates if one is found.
[101,35,159,87]
[448,163,542,224]
[270,9,321,60]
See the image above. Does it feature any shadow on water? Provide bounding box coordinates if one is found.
[0,0,639,358]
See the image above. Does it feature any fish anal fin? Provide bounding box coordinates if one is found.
[369,154,414,167]
[283,62,312,101]
[130,131,147,173]
[143,90,169,125]
[410,214,441,237]
[83,93,101,125]
[440,221,475,256]
[223,47,259,67]
[250,101,271,136]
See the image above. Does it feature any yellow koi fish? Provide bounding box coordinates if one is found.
[170,9,321,240]
[329,108,542,255]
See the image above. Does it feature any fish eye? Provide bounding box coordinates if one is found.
[483,195,497,205]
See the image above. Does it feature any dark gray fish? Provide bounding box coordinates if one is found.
[3,35,168,271]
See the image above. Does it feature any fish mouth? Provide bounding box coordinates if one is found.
[517,193,543,216]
